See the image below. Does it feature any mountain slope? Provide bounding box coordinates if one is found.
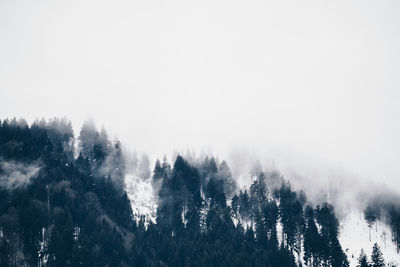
[340,210,399,267]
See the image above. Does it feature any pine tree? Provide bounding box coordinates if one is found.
[303,205,322,266]
[371,243,385,267]
[218,160,236,198]
[153,159,164,181]
[357,249,370,267]
[364,206,377,242]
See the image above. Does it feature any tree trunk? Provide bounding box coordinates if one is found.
[369,226,371,242]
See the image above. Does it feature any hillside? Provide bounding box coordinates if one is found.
[0,118,399,266]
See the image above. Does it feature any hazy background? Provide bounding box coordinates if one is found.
[1,0,399,192]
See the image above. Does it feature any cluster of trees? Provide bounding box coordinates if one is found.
[0,118,393,266]
[364,200,400,254]
[357,243,385,267]
[389,208,400,253]
[0,119,134,266]
[135,152,350,266]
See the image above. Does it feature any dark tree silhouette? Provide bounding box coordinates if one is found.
[371,243,385,267]
[364,206,377,242]
[357,249,370,267]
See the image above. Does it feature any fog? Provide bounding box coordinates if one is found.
[1,1,400,195]
[0,159,41,190]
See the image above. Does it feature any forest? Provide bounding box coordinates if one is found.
[0,118,397,267]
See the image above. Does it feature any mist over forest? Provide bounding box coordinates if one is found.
[0,117,398,266]
[1,1,400,266]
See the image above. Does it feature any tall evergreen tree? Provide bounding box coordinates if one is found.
[364,206,377,242]
[371,243,385,267]
[153,159,164,181]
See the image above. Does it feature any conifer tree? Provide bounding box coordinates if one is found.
[357,249,370,267]
[371,243,385,267]
[364,206,377,242]
[153,159,164,181]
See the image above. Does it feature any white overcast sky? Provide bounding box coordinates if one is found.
[1,0,400,188]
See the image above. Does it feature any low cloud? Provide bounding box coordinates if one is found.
[0,159,41,190]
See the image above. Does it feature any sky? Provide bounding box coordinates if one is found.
[1,0,400,190]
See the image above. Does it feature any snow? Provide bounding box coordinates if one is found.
[242,219,252,231]
[294,238,305,267]
[181,205,188,227]
[125,174,157,224]
[73,226,80,241]
[199,186,209,231]
[339,210,400,267]
[38,227,49,267]
[277,219,283,247]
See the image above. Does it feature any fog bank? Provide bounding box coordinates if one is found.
[1,1,399,196]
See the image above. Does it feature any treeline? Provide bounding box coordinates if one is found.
[357,243,386,267]
[0,118,390,266]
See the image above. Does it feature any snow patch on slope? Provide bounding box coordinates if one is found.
[38,227,49,267]
[339,210,399,267]
[125,174,157,223]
